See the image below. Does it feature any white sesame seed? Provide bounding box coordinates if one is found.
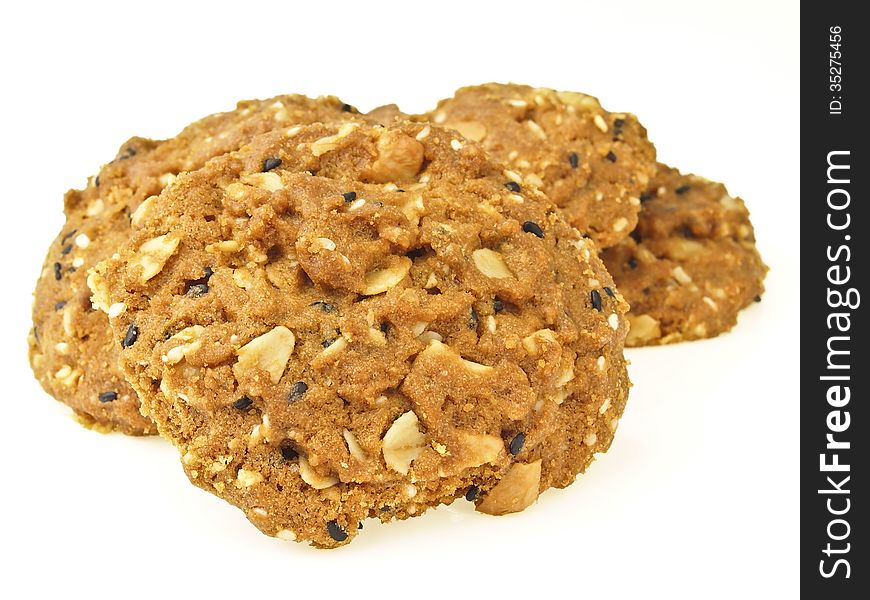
[596,356,606,371]
[316,238,336,251]
[612,217,629,232]
[525,120,547,140]
[286,125,302,137]
[347,199,366,211]
[72,257,84,268]
[599,398,612,414]
[433,111,447,124]
[584,432,598,446]
[54,342,69,354]
[503,169,523,183]
[74,233,90,249]
[507,98,528,108]
[671,266,692,284]
[415,125,431,141]
[703,296,719,311]
[55,365,72,379]
[593,114,608,132]
[608,313,620,330]
[276,529,297,541]
[107,302,126,318]
[405,484,418,498]
[450,139,463,151]
[486,315,497,333]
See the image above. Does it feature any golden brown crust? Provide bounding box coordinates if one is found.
[29,95,352,434]
[601,165,767,345]
[90,121,630,547]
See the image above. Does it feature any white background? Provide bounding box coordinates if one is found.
[0,1,799,597]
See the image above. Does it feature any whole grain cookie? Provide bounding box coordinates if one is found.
[425,83,658,248]
[29,94,354,434]
[601,165,767,345]
[89,121,630,547]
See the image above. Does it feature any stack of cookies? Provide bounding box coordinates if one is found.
[28,84,767,548]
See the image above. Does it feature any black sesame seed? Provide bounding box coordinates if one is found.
[98,391,118,403]
[675,184,691,195]
[568,152,579,169]
[509,432,525,456]
[121,323,139,348]
[233,396,253,410]
[380,321,390,333]
[280,440,299,461]
[591,289,603,312]
[465,485,480,501]
[327,520,348,542]
[94,175,100,187]
[54,301,67,311]
[341,103,356,113]
[627,257,638,270]
[754,295,762,303]
[605,151,617,162]
[342,191,357,203]
[469,307,479,329]
[406,247,425,259]
[61,244,72,255]
[522,221,545,238]
[504,181,521,193]
[203,267,214,280]
[603,286,615,298]
[639,191,654,204]
[358,522,364,530]
[493,299,505,313]
[53,262,62,280]
[680,225,696,239]
[288,381,309,402]
[322,337,336,348]
[61,229,78,243]
[309,300,336,313]
[614,118,625,129]
[262,157,282,172]
[642,287,651,295]
[187,283,209,296]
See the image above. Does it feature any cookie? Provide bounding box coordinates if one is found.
[601,165,767,345]
[88,121,631,547]
[425,83,658,248]
[29,94,354,434]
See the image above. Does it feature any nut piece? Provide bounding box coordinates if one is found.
[343,429,368,462]
[163,325,205,365]
[311,122,359,157]
[446,120,487,142]
[458,432,504,468]
[131,196,157,228]
[476,460,542,516]
[242,171,284,192]
[382,411,426,475]
[234,326,295,384]
[369,131,425,183]
[626,314,661,345]
[522,329,558,355]
[298,455,339,489]
[130,234,181,283]
[362,256,412,295]
[236,469,264,488]
[472,248,513,279]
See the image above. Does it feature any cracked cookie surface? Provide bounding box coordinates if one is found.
[29,94,352,434]
[601,165,767,345]
[423,83,658,248]
[90,121,631,547]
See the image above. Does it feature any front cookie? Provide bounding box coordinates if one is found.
[90,122,631,547]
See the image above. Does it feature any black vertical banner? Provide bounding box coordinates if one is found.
[802,2,867,596]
